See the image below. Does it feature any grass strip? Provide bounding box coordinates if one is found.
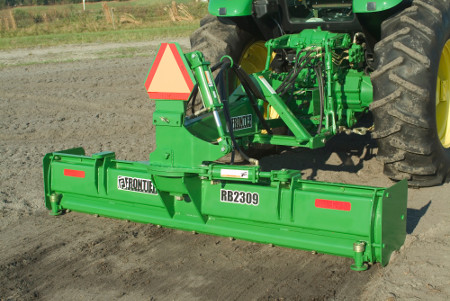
[0,22,198,50]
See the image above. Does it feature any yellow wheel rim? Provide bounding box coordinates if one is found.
[238,41,280,119]
[436,39,450,148]
[238,40,268,75]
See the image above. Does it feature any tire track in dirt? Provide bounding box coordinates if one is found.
[1,40,449,300]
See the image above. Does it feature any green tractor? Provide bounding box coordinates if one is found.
[191,0,450,187]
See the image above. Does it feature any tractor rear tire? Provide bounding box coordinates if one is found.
[188,16,261,113]
[190,15,266,71]
[190,15,250,67]
[371,0,450,187]
[189,16,281,155]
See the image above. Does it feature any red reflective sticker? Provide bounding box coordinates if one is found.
[315,199,351,211]
[64,169,85,178]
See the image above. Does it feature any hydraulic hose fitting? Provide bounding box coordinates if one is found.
[248,158,259,166]
[351,241,368,271]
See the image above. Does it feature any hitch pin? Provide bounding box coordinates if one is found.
[342,125,374,135]
[354,125,374,135]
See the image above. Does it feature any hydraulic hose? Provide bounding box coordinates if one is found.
[276,49,314,95]
[215,59,254,164]
[277,50,316,96]
[314,64,325,134]
[216,61,236,164]
[230,65,273,135]
[187,84,200,115]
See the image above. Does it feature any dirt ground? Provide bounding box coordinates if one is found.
[1,39,449,301]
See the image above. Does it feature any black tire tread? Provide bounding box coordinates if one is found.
[399,15,434,36]
[392,41,430,67]
[414,0,443,19]
[371,0,450,187]
[190,15,254,66]
[189,16,254,113]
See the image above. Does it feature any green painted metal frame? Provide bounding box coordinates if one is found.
[44,148,407,270]
[43,39,408,270]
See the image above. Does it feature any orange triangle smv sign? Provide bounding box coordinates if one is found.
[144,43,195,101]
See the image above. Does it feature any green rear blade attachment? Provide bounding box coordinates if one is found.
[43,148,407,270]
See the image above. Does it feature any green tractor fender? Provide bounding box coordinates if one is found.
[353,0,405,13]
[208,0,252,17]
[208,0,406,17]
